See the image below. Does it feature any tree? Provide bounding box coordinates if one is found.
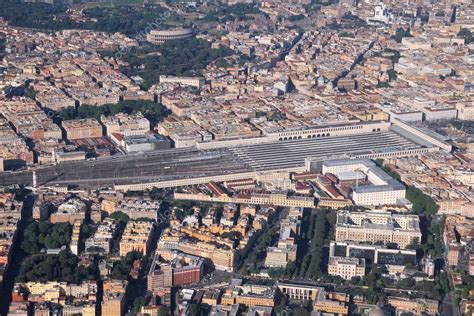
[109,211,129,224]
[21,221,72,255]
[17,250,95,283]
[157,306,169,316]
[393,28,411,43]
[133,297,145,313]
[292,307,310,316]
[458,28,473,44]
[202,3,260,23]
[307,209,329,279]
[111,251,143,280]
[288,14,305,22]
[406,186,439,215]
[286,261,296,276]
[274,305,288,316]
[119,38,234,89]
[0,35,5,60]
[59,100,169,127]
[387,69,398,81]
[350,276,361,285]
[339,31,354,38]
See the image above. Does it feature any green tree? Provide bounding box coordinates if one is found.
[157,306,169,316]
[111,251,143,280]
[133,297,145,313]
[393,28,411,43]
[292,307,310,316]
[17,250,95,283]
[458,28,473,44]
[109,211,129,224]
[21,221,72,255]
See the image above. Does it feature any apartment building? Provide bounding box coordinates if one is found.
[0,216,19,283]
[388,297,439,315]
[116,197,160,221]
[101,112,149,137]
[85,217,118,254]
[62,118,103,140]
[443,216,472,267]
[221,284,276,308]
[174,190,315,208]
[177,240,236,272]
[147,251,204,291]
[69,220,81,255]
[148,258,173,294]
[102,280,128,316]
[264,208,301,267]
[50,198,87,224]
[159,75,205,89]
[14,281,97,315]
[119,221,154,256]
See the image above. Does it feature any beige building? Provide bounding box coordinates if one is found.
[102,280,128,316]
[116,197,160,221]
[69,220,81,255]
[335,210,421,249]
[17,281,97,315]
[388,297,439,315]
[119,221,154,256]
[456,102,474,120]
[221,285,276,308]
[328,256,366,280]
[264,246,296,267]
[50,198,87,224]
[177,241,235,272]
[264,209,301,267]
[101,112,149,137]
[159,75,205,89]
[62,118,103,140]
[174,191,315,208]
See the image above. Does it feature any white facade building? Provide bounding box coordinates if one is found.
[322,159,406,206]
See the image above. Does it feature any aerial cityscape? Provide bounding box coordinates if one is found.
[0,0,472,315]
